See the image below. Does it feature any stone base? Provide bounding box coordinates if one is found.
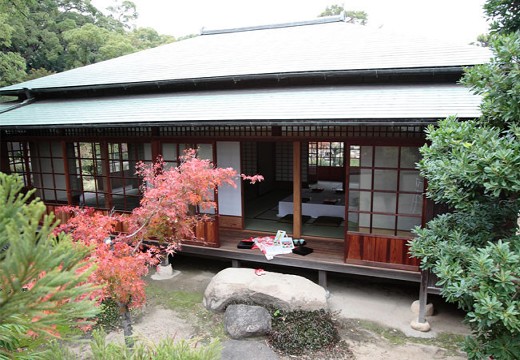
[151,265,181,281]
[410,319,431,332]
[411,300,434,316]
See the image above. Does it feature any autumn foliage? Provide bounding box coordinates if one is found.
[53,207,150,309]
[54,149,262,332]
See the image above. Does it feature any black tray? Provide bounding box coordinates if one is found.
[292,246,313,256]
[237,240,254,249]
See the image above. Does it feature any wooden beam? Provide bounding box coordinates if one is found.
[293,141,301,238]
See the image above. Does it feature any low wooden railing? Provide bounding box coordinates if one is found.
[180,215,220,248]
[45,205,220,248]
[345,233,420,271]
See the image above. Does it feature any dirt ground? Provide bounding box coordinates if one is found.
[106,255,469,359]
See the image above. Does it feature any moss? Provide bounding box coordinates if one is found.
[355,319,407,345]
[353,319,465,355]
[145,283,202,313]
[145,281,226,344]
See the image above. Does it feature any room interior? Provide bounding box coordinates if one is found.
[242,141,347,239]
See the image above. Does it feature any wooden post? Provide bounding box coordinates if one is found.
[293,141,301,238]
[100,142,112,209]
[318,270,327,289]
[151,128,160,161]
[0,138,9,173]
[61,141,73,204]
[418,269,429,323]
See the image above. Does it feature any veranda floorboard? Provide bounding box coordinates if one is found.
[179,229,421,284]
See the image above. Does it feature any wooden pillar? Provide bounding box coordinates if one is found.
[100,142,112,209]
[151,128,161,161]
[0,137,9,173]
[418,269,429,323]
[61,141,72,204]
[318,270,327,289]
[293,141,301,238]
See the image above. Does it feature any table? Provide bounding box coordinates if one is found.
[277,189,345,219]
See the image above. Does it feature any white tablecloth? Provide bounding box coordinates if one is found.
[277,189,345,219]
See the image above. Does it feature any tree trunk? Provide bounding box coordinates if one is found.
[118,302,134,348]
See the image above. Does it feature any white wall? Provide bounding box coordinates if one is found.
[217,141,242,216]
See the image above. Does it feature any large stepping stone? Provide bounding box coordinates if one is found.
[221,339,279,360]
[203,268,328,312]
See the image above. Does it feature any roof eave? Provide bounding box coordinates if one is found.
[0,117,472,131]
[0,66,468,98]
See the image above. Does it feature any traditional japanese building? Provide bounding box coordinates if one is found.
[0,16,490,288]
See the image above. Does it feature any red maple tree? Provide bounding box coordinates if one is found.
[55,149,262,343]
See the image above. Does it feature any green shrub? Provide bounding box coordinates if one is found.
[268,309,339,355]
[90,330,221,360]
[0,173,99,359]
[48,330,221,360]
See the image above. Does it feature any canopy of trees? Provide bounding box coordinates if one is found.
[409,1,520,359]
[0,0,176,87]
[319,4,368,25]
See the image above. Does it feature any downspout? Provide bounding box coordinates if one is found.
[0,88,35,114]
[0,88,35,173]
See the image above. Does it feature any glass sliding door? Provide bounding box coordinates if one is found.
[161,142,215,214]
[108,142,152,211]
[347,145,424,237]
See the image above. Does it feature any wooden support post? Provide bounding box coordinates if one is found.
[61,141,72,204]
[231,259,241,268]
[319,270,330,298]
[0,139,9,173]
[418,269,429,324]
[318,270,327,289]
[100,142,112,209]
[293,141,301,239]
[151,128,161,161]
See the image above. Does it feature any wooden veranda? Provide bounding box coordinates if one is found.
[179,228,422,289]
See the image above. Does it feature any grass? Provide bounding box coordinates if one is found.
[144,280,227,343]
[146,285,203,312]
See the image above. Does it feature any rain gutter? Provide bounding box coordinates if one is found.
[0,118,444,130]
[0,88,35,114]
[0,66,465,97]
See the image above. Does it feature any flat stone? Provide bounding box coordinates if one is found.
[411,318,431,332]
[203,268,328,312]
[224,304,271,339]
[411,300,434,316]
[221,339,279,360]
[151,265,181,280]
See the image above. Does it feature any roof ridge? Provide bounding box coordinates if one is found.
[200,14,345,35]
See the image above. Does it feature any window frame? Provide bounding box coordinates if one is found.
[347,145,425,237]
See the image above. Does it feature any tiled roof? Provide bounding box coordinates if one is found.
[0,84,481,127]
[0,17,491,93]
